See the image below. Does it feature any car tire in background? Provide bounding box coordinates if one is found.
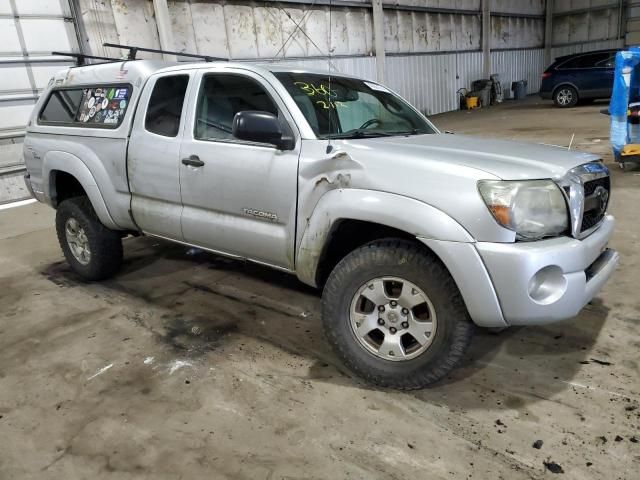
[321,239,474,390]
[553,85,579,108]
[55,196,123,281]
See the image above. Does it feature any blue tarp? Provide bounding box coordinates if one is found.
[610,47,640,160]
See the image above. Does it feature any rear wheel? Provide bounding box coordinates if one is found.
[55,196,123,281]
[553,85,578,108]
[321,239,474,389]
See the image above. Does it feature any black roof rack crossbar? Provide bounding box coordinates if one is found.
[102,43,228,62]
[52,51,121,66]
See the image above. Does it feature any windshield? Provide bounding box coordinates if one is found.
[273,72,436,139]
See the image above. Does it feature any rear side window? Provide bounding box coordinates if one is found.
[39,85,131,128]
[558,52,611,69]
[195,74,278,141]
[595,54,616,68]
[39,89,83,123]
[145,75,189,137]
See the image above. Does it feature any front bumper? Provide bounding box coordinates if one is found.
[476,215,618,325]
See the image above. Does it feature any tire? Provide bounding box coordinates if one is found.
[55,196,123,281]
[321,239,474,390]
[553,85,578,108]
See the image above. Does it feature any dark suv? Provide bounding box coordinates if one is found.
[540,49,619,107]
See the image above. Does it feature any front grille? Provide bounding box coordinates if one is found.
[583,177,608,196]
[580,176,610,232]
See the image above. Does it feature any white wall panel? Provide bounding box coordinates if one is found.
[281,7,308,57]
[14,0,71,16]
[492,0,544,15]
[0,19,21,54]
[0,1,11,15]
[491,16,544,49]
[20,19,75,53]
[552,3,620,46]
[110,0,161,59]
[0,65,32,92]
[189,2,230,59]
[168,1,198,56]
[0,0,79,138]
[0,102,34,131]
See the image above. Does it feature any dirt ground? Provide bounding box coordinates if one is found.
[1,97,638,479]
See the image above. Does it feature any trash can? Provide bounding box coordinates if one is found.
[472,79,492,107]
[479,86,491,107]
[511,80,528,100]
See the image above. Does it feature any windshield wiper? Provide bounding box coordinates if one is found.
[326,130,398,139]
[393,129,423,136]
[325,128,426,139]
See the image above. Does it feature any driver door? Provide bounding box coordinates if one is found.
[178,69,301,270]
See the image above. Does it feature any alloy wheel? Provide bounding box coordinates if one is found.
[349,276,437,361]
[65,217,91,265]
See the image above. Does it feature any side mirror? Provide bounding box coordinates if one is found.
[232,111,294,150]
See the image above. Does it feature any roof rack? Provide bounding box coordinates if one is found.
[103,43,227,62]
[51,52,121,66]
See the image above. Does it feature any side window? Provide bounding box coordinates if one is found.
[559,52,610,69]
[145,75,189,137]
[39,89,83,123]
[558,56,582,69]
[39,85,131,127]
[195,74,278,141]
[595,54,616,68]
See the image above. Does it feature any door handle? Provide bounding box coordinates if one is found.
[182,155,204,167]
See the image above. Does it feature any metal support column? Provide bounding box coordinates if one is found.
[152,0,177,61]
[482,0,491,78]
[372,0,386,83]
[545,0,554,66]
[618,0,624,41]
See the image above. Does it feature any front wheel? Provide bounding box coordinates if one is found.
[55,196,123,281]
[553,85,578,108]
[321,240,474,389]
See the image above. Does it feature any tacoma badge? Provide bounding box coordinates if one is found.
[242,208,278,222]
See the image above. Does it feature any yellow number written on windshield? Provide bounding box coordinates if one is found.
[295,82,348,110]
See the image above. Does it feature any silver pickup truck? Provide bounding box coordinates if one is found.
[23,60,618,389]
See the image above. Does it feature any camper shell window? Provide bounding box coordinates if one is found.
[39,85,132,128]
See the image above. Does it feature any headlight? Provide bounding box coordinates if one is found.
[478,180,568,241]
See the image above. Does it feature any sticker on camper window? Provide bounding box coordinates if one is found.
[75,86,130,126]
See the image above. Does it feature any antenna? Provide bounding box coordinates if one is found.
[568,133,575,150]
[326,0,334,154]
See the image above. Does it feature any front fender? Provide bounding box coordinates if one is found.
[44,151,120,230]
[295,189,474,287]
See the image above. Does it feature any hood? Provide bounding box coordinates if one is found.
[362,133,600,180]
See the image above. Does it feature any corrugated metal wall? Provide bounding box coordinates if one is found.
[551,38,623,59]
[272,48,546,117]
[385,52,483,115]
[492,48,545,94]
[73,0,548,116]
